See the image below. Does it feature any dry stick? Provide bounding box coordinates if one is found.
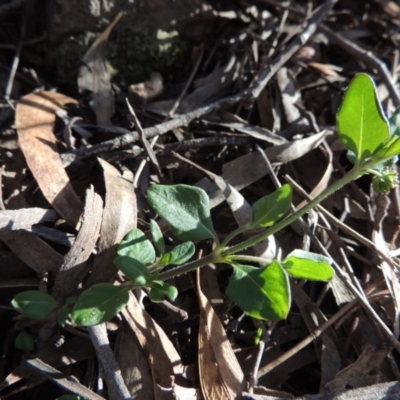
[168,44,205,117]
[63,0,335,164]
[125,98,161,177]
[88,323,131,400]
[25,358,105,400]
[5,12,25,103]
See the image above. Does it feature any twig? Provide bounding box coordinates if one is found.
[125,98,162,177]
[88,323,131,400]
[25,358,105,400]
[5,11,26,102]
[168,44,205,117]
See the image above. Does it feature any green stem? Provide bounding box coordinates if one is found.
[157,251,222,281]
[221,223,253,247]
[226,255,273,265]
[223,166,362,256]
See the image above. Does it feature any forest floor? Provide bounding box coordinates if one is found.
[1,1,400,399]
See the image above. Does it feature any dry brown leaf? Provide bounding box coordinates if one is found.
[52,186,103,302]
[197,269,245,400]
[78,12,122,125]
[209,112,287,145]
[86,158,136,286]
[117,322,155,399]
[15,91,83,227]
[324,344,392,392]
[0,208,58,231]
[122,292,184,400]
[197,131,327,208]
[0,230,62,274]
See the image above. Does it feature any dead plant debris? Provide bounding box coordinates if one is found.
[0,1,400,399]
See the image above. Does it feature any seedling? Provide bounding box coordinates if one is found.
[12,73,400,326]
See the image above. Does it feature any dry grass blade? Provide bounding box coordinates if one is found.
[197,269,246,400]
[15,91,83,227]
[78,12,123,125]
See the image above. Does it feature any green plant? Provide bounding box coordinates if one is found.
[12,73,399,326]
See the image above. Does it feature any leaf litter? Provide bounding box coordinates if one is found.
[1,1,400,399]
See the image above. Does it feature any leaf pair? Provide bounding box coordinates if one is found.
[226,250,334,320]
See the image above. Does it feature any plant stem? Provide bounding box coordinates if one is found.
[226,255,273,265]
[223,166,362,256]
[157,251,221,281]
[221,223,253,247]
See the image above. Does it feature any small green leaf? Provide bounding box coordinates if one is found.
[117,228,155,266]
[114,256,150,285]
[282,250,334,281]
[147,184,217,242]
[65,295,77,306]
[149,219,165,254]
[166,241,195,265]
[372,134,400,161]
[57,396,81,400]
[57,308,69,327]
[71,283,129,326]
[12,291,59,320]
[337,73,390,162]
[149,280,178,302]
[226,262,290,320]
[252,184,292,227]
[15,330,35,352]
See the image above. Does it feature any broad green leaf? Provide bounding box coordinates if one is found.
[71,283,129,326]
[149,219,165,254]
[15,330,35,352]
[147,184,217,242]
[12,291,59,320]
[117,228,155,266]
[337,73,390,162]
[166,241,195,265]
[114,256,150,285]
[251,184,292,227]
[282,250,334,281]
[226,262,290,320]
[149,280,178,302]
